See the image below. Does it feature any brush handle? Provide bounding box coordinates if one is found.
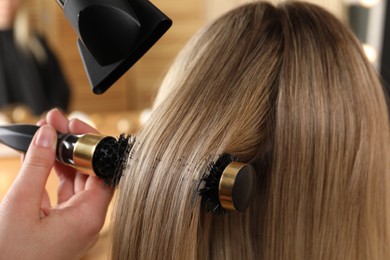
[0,124,67,153]
[0,124,40,152]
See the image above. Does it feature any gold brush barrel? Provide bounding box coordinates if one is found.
[73,133,106,176]
[219,162,256,212]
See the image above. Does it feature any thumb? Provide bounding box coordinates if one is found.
[8,125,57,212]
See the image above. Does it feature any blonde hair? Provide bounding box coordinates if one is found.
[13,0,46,62]
[111,1,390,259]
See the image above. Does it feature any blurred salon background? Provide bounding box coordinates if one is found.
[0,0,388,258]
[0,0,388,126]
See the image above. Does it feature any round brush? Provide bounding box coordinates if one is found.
[199,153,257,214]
[0,124,134,187]
[56,133,134,187]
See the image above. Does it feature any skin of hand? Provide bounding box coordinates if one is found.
[0,108,114,259]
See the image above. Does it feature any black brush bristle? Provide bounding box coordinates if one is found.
[198,153,234,214]
[92,134,135,187]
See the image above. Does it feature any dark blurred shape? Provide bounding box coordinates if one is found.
[347,4,369,42]
[0,0,70,116]
[0,31,70,116]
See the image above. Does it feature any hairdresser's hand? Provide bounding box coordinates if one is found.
[0,108,113,260]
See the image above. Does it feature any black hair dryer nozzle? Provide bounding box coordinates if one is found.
[59,0,172,94]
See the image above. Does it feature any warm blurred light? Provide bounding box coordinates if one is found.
[140,109,152,125]
[116,118,135,133]
[0,113,10,124]
[0,173,12,198]
[362,44,378,63]
[12,106,30,123]
[359,0,381,8]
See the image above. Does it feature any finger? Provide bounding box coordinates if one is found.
[6,125,57,213]
[55,162,76,204]
[41,189,51,209]
[69,118,99,134]
[74,172,88,194]
[42,177,113,255]
[74,177,114,235]
[54,164,76,205]
[46,109,76,203]
[46,108,70,134]
[36,118,46,126]
[85,177,114,215]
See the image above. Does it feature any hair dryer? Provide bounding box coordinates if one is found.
[56,0,172,94]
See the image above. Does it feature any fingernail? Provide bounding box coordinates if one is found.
[36,119,46,126]
[35,125,56,148]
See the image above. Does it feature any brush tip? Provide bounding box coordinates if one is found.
[92,134,134,187]
[199,153,256,214]
[219,162,256,212]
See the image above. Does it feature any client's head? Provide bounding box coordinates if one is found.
[111,1,390,259]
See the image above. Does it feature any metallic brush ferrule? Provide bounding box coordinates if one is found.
[73,134,109,176]
[57,133,115,176]
[218,162,256,212]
